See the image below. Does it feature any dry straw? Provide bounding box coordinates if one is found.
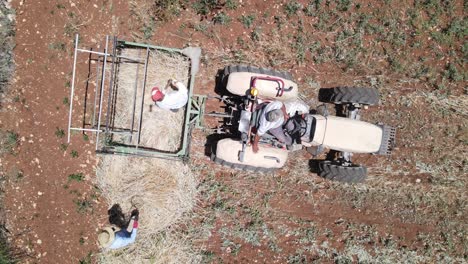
[113,48,190,151]
[95,154,198,263]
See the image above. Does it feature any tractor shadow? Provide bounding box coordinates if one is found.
[214,68,229,96]
[204,67,236,158]
[308,160,321,174]
[204,133,228,157]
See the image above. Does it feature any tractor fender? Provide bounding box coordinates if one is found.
[214,138,288,170]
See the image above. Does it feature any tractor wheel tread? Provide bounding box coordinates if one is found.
[318,86,379,105]
[213,154,276,174]
[222,64,293,81]
[317,161,367,183]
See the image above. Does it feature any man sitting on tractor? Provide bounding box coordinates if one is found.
[252,100,292,153]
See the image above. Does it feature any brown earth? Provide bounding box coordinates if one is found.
[1,0,466,263]
[1,0,131,262]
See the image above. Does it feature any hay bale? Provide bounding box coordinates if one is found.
[95,155,198,263]
[112,48,190,151]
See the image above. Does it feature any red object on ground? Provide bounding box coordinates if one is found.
[151,87,164,102]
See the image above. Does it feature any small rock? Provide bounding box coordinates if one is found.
[37,239,42,244]
[416,179,421,183]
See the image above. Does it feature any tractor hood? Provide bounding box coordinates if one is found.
[311,115,383,153]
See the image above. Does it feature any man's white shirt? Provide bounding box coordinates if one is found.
[257,101,284,136]
[156,81,188,110]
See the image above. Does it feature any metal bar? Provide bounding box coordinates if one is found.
[70,127,104,132]
[95,35,109,150]
[67,34,79,143]
[179,64,197,157]
[105,145,185,158]
[116,55,144,62]
[117,40,181,53]
[107,131,134,135]
[136,47,150,148]
[78,49,143,62]
[105,36,117,133]
[92,55,100,129]
[77,49,108,56]
[129,49,141,142]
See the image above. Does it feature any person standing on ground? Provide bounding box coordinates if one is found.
[98,209,139,249]
[151,79,188,111]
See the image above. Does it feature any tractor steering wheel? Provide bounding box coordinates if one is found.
[285,115,307,138]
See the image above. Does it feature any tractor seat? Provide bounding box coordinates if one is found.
[250,104,265,128]
[250,104,276,140]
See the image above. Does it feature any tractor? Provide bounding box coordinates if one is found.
[210,65,396,183]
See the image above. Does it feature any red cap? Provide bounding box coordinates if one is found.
[151,87,164,102]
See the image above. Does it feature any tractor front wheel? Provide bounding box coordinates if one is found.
[317,160,367,183]
[318,87,379,106]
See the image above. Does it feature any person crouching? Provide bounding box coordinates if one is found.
[151,79,188,111]
[98,209,139,249]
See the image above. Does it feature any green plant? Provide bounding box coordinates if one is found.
[239,14,255,28]
[0,4,15,97]
[335,0,352,12]
[70,150,79,158]
[64,23,78,37]
[250,27,261,41]
[194,23,208,32]
[0,131,18,155]
[55,127,65,138]
[292,22,307,64]
[74,199,92,214]
[78,252,92,264]
[152,0,184,22]
[141,18,155,40]
[62,97,69,105]
[48,42,66,51]
[68,173,84,182]
[193,0,221,16]
[444,63,463,82]
[284,1,302,18]
[274,16,284,29]
[0,233,15,264]
[213,12,231,25]
[60,143,68,151]
[225,0,238,10]
[201,250,216,262]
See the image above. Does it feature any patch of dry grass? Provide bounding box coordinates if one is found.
[112,48,190,151]
[95,155,198,263]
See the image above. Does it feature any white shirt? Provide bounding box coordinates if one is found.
[257,101,284,136]
[156,81,188,110]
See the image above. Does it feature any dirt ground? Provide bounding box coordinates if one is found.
[0,0,466,263]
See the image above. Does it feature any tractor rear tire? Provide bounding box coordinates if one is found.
[222,65,293,82]
[318,87,379,106]
[317,161,367,183]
